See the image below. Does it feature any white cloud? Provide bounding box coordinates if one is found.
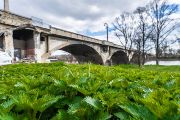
[170,0,180,4]
[0,0,149,35]
[0,0,179,47]
[89,5,101,14]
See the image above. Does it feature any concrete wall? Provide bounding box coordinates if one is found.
[0,10,31,26]
[41,36,114,64]
[0,24,12,31]
[39,36,49,57]
[14,39,35,58]
[4,30,14,57]
[14,39,26,49]
[48,36,68,51]
[26,38,34,49]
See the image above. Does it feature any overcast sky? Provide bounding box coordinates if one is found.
[0,0,179,45]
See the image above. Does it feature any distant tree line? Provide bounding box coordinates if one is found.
[113,0,180,66]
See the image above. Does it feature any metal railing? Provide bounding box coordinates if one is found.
[31,16,50,29]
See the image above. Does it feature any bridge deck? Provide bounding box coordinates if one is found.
[0,9,124,49]
[50,26,123,49]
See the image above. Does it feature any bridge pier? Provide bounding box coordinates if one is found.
[101,53,110,65]
[4,30,14,59]
[34,32,42,62]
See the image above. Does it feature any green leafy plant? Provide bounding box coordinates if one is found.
[0,63,179,120]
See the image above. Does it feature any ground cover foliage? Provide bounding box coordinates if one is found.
[0,63,179,120]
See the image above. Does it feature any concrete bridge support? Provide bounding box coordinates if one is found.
[4,30,14,58]
[41,40,105,64]
[41,38,130,65]
[34,32,41,62]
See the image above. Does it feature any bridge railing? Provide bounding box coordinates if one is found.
[50,27,106,44]
[31,16,50,29]
[50,26,125,48]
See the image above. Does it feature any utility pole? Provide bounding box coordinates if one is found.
[4,0,9,12]
[104,23,109,42]
[104,23,110,55]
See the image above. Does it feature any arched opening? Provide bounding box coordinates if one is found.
[48,44,103,65]
[110,51,129,65]
[48,50,78,64]
[129,52,139,64]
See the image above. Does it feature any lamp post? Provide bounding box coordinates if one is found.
[104,23,109,42]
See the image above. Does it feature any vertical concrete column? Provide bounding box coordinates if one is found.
[34,31,42,63]
[4,30,14,59]
[46,36,49,53]
[127,51,134,62]
[4,0,9,11]
[101,52,110,65]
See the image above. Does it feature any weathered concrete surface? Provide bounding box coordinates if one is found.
[0,10,134,65]
[50,26,124,49]
[0,11,31,27]
[4,30,14,57]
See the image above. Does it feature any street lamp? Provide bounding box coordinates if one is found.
[104,23,109,42]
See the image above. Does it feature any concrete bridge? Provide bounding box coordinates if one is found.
[0,9,134,65]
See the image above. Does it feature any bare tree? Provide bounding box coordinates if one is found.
[133,7,154,65]
[113,0,179,65]
[113,12,137,60]
[161,41,169,57]
[148,0,180,65]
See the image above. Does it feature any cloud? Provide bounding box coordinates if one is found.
[0,0,179,45]
[1,0,149,32]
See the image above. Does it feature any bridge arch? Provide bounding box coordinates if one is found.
[109,50,129,65]
[43,43,104,65]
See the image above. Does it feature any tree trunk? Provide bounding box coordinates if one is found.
[142,24,145,65]
[155,3,159,65]
[156,37,159,65]
[137,43,141,67]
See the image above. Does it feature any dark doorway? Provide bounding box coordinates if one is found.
[13,29,34,60]
[0,33,4,51]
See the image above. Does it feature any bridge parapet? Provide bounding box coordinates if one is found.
[50,26,124,49]
[0,10,31,27]
[50,27,102,44]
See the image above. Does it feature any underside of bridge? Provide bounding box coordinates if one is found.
[110,51,129,65]
[13,29,35,60]
[60,44,103,65]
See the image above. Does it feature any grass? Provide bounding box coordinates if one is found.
[142,65,180,72]
[0,62,179,120]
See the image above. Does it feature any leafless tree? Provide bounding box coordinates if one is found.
[113,12,137,59]
[133,7,154,65]
[148,0,180,65]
